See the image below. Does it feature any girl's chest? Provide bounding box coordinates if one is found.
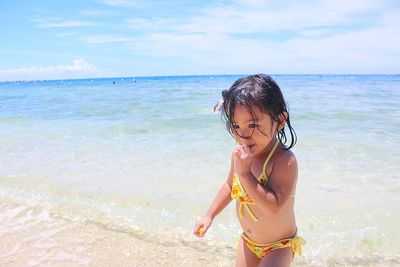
[250,158,274,182]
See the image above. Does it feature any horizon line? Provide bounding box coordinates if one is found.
[1,73,399,83]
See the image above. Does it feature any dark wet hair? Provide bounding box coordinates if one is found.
[221,89,228,99]
[222,74,297,149]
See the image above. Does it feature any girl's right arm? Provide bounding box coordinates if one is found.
[193,153,234,237]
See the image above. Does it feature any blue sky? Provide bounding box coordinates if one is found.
[0,0,399,81]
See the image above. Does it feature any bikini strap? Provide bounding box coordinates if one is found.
[259,139,279,184]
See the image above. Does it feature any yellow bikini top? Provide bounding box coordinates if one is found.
[231,139,279,222]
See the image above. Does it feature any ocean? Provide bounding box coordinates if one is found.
[0,75,399,266]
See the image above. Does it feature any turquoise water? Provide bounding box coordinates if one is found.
[1,75,399,266]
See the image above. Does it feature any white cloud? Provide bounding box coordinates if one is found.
[34,18,97,28]
[97,0,140,7]
[119,0,399,73]
[47,0,400,74]
[123,0,384,35]
[39,21,96,28]
[0,59,98,81]
[126,17,179,32]
[56,31,79,37]
[78,9,117,16]
[80,34,135,44]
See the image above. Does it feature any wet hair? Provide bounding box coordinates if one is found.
[222,74,297,149]
[221,89,228,99]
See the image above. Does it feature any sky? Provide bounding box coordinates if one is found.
[0,0,399,81]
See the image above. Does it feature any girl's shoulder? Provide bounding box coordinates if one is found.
[276,147,296,162]
[271,148,298,177]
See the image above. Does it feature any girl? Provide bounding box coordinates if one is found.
[194,74,304,267]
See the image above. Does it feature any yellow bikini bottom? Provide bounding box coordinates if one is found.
[241,232,305,260]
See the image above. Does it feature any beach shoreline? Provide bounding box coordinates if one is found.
[0,198,237,267]
[2,198,399,267]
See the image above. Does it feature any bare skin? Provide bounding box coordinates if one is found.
[194,105,298,267]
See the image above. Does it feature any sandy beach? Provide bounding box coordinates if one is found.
[0,197,236,267]
[2,198,399,267]
[0,198,309,267]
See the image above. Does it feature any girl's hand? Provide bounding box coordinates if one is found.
[193,216,213,237]
[233,144,254,176]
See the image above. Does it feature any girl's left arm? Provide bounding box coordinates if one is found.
[238,151,298,214]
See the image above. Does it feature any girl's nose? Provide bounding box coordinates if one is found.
[239,134,251,140]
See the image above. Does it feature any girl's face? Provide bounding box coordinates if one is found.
[232,105,280,156]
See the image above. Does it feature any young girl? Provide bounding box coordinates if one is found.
[194,74,304,267]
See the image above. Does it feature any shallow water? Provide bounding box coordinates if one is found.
[0,75,399,266]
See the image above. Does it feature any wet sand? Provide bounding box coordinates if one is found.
[0,200,235,267]
[1,200,398,267]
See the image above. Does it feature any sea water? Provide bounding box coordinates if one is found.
[0,75,399,266]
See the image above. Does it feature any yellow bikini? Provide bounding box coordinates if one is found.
[241,231,305,259]
[231,139,305,259]
[231,139,279,222]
